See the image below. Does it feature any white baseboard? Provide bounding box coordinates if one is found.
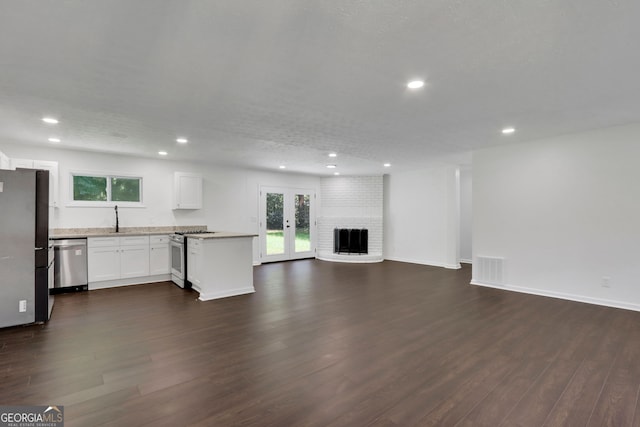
[198,287,255,301]
[460,259,472,264]
[470,280,640,313]
[89,274,171,290]
[384,257,460,269]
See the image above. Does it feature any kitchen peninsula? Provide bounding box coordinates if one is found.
[51,227,257,302]
[185,232,257,301]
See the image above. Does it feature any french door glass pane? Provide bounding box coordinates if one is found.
[294,194,311,253]
[266,192,285,255]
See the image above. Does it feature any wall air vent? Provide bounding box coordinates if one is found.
[476,256,505,285]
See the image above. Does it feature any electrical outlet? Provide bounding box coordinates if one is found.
[601,276,611,288]
[19,300,27,312]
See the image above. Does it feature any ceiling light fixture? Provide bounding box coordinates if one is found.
[279,165,286,169]
[328,153,337,158]
[326,164,337,169]
[407,80,424,89]
[502,127,516,134]
[383,163,391,167]
[48,137,60,143]
[158,151,168,156]
[42,117,59,124]
[176,138,188,144]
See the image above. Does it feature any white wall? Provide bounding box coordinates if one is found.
[1,143,321,264]
[459,166,472,263]
[472,123,640,311]
[317,176,383,262]
[384,164,460,269]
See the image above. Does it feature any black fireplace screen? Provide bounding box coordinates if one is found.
[334,228,368,254]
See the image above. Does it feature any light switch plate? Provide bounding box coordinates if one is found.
[0,182,3,192]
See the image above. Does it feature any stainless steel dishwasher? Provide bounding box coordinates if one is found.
[53,238,88,293]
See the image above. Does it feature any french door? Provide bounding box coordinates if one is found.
[260,186,315,262]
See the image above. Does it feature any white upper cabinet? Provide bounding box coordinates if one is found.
[9,158,59,207]
[33,160,59,208]
[173,172,203,209]
[0,151,11,170]
[10,158,33,169]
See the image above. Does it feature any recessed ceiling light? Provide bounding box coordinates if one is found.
[407,80,424,89]
[279,165,286,169]
[176,138,188,144]
[42,117,59,124]
[158,151,168,156]
[326,164,337,169]
[48,137,60,143]
[328,153,337,158]
[334,172,340,176]
[502,127,516,134]
[383,163,391,167]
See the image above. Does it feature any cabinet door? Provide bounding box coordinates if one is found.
[10,158,34,169]
[120,245,150,279]
[0,151,10,170]
[88,247,120,282]
[173,172,202,209]
[33,160,59,207]
[149,244,170,275]
[187,240,201,286]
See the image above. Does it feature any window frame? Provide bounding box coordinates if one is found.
[68,171,144,207]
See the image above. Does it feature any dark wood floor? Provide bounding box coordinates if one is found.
[2,260,640,426]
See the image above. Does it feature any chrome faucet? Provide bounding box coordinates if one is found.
[115,205,119,233]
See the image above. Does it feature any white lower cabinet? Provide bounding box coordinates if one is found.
[121,245,150,278]
[88,246,120,282]
[88,236,153,285]
[149,235,170,275]
[187,238,202,288]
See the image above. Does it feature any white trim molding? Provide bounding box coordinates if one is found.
[470,280,640,313]
[384,257,460,269]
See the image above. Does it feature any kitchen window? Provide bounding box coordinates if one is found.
[69,172,143,206]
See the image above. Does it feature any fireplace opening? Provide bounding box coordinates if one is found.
[334,228,368,254]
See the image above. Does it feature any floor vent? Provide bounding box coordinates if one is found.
[477,256,505,285]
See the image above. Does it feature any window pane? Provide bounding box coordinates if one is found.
[294,194,310,252]
[73,176,107,201]
[111,177,141,202]
[266,192,284,255]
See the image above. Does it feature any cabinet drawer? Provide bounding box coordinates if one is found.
[150,235,169,244]
[88,236,119,248]
[187,238,202,249]
[120,235,150,246]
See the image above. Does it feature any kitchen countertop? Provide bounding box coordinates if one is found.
[185,232,258,239]
[51,225,208,239]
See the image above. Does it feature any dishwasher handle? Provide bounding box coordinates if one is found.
[53,239,87,249]
[55,244,87,249]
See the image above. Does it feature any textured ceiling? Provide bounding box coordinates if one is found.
[1,1,639,175]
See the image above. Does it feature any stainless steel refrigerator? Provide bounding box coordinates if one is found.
[0,168,53,328]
